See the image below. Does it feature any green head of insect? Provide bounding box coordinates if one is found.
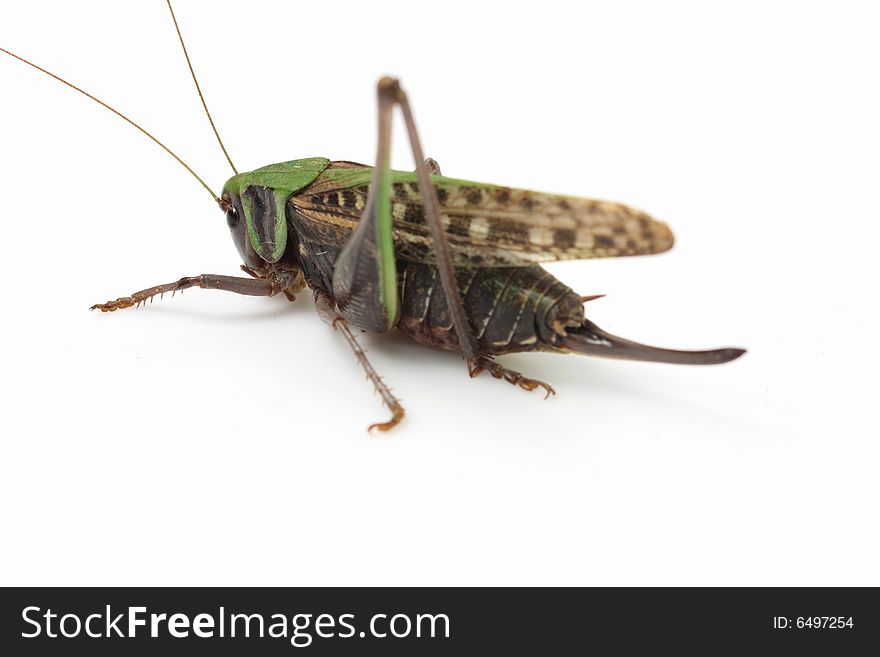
[220,158,331,267]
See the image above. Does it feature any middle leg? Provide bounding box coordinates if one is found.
[314,291,404,432]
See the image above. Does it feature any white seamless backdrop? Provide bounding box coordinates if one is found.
[0,1,877,586]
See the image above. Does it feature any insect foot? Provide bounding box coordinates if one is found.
[468,357,556,400]
[367,404,406,433]
[90,297,137,312]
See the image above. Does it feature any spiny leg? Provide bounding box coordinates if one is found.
[315,292,404,432]
[91,271,295,312]
[389,79,482,368]
[468,356,556,399]
[393,80,556,394]
[335,78,552,397]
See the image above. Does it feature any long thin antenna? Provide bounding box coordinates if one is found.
[0,45,221,203]
[166,0,238,174]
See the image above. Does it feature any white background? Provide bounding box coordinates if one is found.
[1,1,877,586]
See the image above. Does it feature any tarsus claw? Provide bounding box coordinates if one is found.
[468,356,556,398]
[90,297,135,312]
[367,407,405,433]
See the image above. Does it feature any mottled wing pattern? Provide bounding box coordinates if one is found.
[289,164,674,268]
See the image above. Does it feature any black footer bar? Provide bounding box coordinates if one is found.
[2,587,877,654]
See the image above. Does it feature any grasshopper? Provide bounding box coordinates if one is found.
[2,1,744,431]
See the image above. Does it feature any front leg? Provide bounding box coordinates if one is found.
[91,270,296,311]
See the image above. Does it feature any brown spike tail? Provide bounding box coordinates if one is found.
[561,319,745,365]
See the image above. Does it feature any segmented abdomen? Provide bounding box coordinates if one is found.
[397,263,584,355]
[291,229,587,354]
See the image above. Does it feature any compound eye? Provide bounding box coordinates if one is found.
[226,206,239,229]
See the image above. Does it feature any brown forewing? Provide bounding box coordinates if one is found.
[289,167,675,268]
